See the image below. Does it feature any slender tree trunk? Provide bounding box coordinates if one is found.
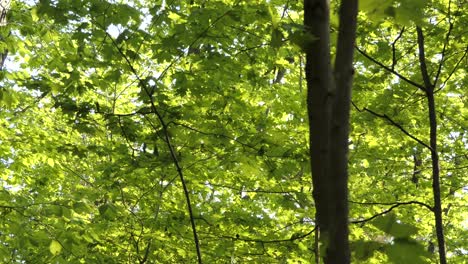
[416,27,447,264]
[427,91,446,264]
[304,0,358,262]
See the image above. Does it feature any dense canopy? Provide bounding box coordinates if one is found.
[0,0,467,263]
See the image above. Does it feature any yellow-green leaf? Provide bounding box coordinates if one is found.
[49,240,62,256]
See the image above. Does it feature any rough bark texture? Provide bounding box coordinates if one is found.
[304,0,358,263]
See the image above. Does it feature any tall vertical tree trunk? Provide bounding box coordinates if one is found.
[304,0,358,263]
[304,0,334,243]
[416,27,447,264]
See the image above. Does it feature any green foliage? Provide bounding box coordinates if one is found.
[372,213,418,238]
[360,0,428,25]
[0,0,466,262]
[387,238,431,264]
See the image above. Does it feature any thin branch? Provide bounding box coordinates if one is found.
[438,45,468,92]
[93,23,203,264]
[207,182,301,195]
[391,27,405,71]
[357,105,432,151]
[349,200,433,212]
[355,46,426,91]
[433,22,453,87]
[365,108,431,150]
[0,0,9,71]
[140,240,152,264]
[416,27,434,91]
[443,165,468,171]
[350,201,434,224]
[417,26,447,264]
[60,163,94,186]
[281,0,290,19]
[222,227,316,244]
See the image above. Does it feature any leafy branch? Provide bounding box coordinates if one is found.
[439,45,468,92]
[93,21,203,264]
[355,46,426,92]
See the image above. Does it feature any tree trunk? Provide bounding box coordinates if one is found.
[416,27,447,264]
[304,0,358,262]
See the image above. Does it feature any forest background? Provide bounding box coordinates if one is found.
[0,0,467,263]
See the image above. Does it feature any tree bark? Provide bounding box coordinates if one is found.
[327,1,358,262]
[304,0,358,263]
[304,0,334,241]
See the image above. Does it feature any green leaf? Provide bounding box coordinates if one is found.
[271,28,283,49]
[268,5,279,27]
[49,240,62,256]
[394,0,427,25]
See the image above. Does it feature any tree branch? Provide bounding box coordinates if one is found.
[433,22,453,87]
[355,46,426,91]
[94,22,203,264]
[416,27,433,91]
[350,200,434,224]
[222,227,316,244]
[438,45,468,92]
[359,106,432,151]
[391,27,405,71]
